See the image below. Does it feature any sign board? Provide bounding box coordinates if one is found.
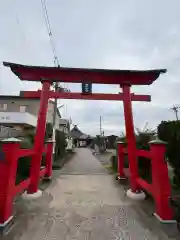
[82,82,92,94]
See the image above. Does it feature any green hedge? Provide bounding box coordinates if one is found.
[16,123,53,183]
[54,129,67,161]
[16,137,33,184]
[157,120,180,188]
[136,130,153,183]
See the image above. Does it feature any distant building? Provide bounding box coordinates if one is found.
[70,125,92,147]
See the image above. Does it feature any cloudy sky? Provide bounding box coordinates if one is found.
[0,0,180,136]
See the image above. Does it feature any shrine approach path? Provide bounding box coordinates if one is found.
[5,148,177,240]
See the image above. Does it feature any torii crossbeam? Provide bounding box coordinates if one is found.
[20,90,151,101]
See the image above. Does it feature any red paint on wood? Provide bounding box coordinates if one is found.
[122,85,139,192]
[18,149,35,158]
[0,142,20,224]
[13,178,30,197]
[27,81,51,194]
[21,90,151,102]
[3,61,166,85]
[122,148,128,154]
[136,177,153,194]
[137,149,151,159]
[39,168,47,178]
[117,142,126,178]
[150,142,173,220]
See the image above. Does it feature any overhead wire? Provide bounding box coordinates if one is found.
[40,0,69,120]
[40,0,60,68]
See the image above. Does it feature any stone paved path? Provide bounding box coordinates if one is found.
[59,148,108,175]
[3,148,179,240]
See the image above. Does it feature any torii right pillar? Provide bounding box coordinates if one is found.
[122,84,140,193]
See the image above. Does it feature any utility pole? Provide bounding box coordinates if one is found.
[100,116,102,136]
[170,105,180,120]
[52,82,58,128]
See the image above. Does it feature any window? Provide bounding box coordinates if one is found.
[0,104,8,111]
[20,105,27,112]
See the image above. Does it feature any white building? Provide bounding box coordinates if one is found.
[0,95,70,136]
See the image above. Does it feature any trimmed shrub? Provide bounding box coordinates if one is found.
[136,129,155,183]
[16,123,53,183]
[45,122,53,142]
[16,136,34,184]
[106,135,118,149]
[54,130,67,161]
[110,155,118,172]
[157,120,180,188]
[94,135,106,153]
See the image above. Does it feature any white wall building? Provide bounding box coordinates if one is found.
[0,95,69,134]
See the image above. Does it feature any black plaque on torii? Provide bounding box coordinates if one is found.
[82,82,92,94]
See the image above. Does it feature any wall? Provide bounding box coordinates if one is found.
[0,99,39,115]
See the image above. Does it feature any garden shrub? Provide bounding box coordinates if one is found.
[136,129,155,183]
[106,135,118,149]
[93,135,106,153]
[157,120,180,188]
[45,122,53,142]
[16,123,53,183]
[54,129,67,161]
[16,136,34,184]
[110,155,118,172]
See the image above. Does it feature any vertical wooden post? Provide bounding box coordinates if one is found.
[116,142,126,180]
[44,140,53,180]
[28,81,50,194]
[150,140,174,221]
[122,85,139,192]
[0,140,20,227]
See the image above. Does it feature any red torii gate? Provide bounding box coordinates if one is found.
[3,62,175,222]
[3,62,166,196]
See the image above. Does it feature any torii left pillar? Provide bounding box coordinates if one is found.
[27,81,51,196]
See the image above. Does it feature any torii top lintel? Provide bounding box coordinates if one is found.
[3,62,166,85]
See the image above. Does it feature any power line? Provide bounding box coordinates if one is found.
[40,0,60,67]
[40,0,71,128]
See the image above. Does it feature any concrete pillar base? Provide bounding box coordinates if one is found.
[22,190,43,200]
[116,175,127,180]
[43,176,52,181]
[0,216,14,236]
[126,189,146,200]
[153,213,176,223]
